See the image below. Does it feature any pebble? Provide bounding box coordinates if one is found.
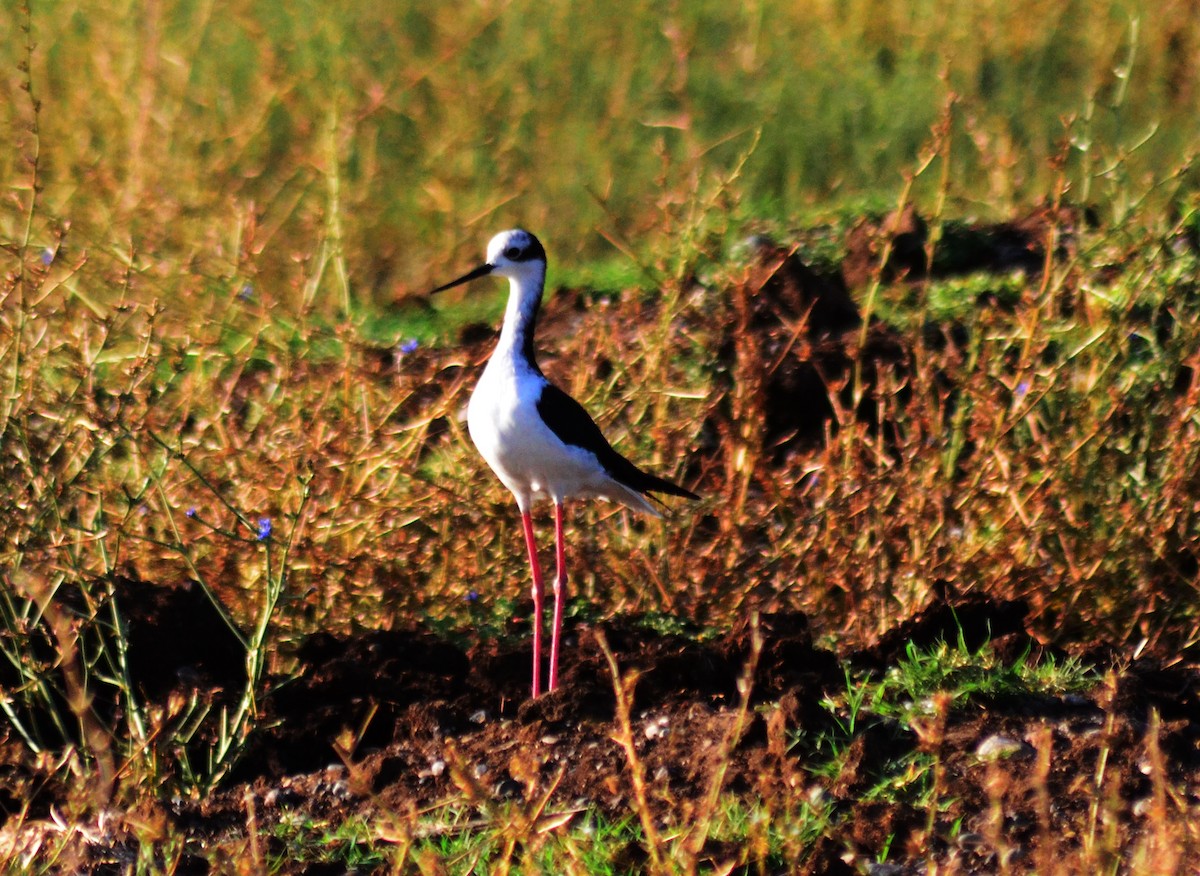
[976,734,1032,760]
[956,831,986,850]
[643,715,670,740]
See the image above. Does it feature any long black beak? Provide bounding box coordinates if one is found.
[430,262,494,294]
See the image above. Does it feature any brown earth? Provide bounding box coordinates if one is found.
[21,584,1194,874]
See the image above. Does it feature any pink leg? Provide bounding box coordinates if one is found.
[549,502,567,692]
[520,511,545,697]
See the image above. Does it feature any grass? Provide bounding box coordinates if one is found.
[4,2,1199,291]
[880,635,1098,718]
[3,0,1200,872]
[804,630,1097,807]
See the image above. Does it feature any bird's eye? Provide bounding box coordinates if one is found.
[504,246,521,259]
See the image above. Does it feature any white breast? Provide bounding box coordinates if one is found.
[467,357,613,511]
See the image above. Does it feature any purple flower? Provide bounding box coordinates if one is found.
[40,248,54,266]
[1015,380,1030,399]
[238,284,254,301]
[400,338,419,355]
[465,589,479,603]
[256,517,272,541]
[186,507,197,518]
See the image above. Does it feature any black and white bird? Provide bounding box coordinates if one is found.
[432,229,698,698]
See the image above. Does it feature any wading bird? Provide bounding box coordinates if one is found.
[432,229,698,697]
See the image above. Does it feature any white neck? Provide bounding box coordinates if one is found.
[495,265,546,365]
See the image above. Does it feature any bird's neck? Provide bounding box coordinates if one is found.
[496,269,545,371]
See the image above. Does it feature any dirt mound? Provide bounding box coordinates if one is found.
[5,577,1198,872]
[709,236,913,463]
[840,202,1092,289]
[229,609,842,793]
[193,593,1194,874]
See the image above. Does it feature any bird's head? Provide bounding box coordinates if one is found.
[431,229,547,294]
[485,229,547,276]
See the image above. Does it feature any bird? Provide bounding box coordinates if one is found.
[432,229,698,698]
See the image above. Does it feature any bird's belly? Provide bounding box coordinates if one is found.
[468,385,604,503]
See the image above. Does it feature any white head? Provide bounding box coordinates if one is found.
[431,228,547,294]
[485,229,547,277]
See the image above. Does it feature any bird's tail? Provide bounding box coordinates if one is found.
[636,470,699,501]
[611,461,698,502]
[601,464,698,517]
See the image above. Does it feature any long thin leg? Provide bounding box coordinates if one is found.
[520,511,545,697]
[549,501,567,692]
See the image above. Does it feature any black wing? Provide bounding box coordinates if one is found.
[535,383,698,500]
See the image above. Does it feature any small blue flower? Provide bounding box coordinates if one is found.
[400,338,419,355]
[238,283,254,301]
[1015,380,1030,399]
[186,507,197,518]
[40,248,54,266]
[465,589,480,603]
[256,517,272,541]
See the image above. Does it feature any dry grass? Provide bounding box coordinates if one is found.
[2,1,1200,872]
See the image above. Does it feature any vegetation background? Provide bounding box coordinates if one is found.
[1,0,1198,872]
[4,0,1197,293]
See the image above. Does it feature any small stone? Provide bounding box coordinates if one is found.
[867,862,904,875]
[473,763,489,778]
[644,715,670,740]
[957,831,986,850]
[469,709,488,724]
[976,734,1031,760]
[429,759,445,777]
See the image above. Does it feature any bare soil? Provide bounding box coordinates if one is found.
[31,584,1194,874]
